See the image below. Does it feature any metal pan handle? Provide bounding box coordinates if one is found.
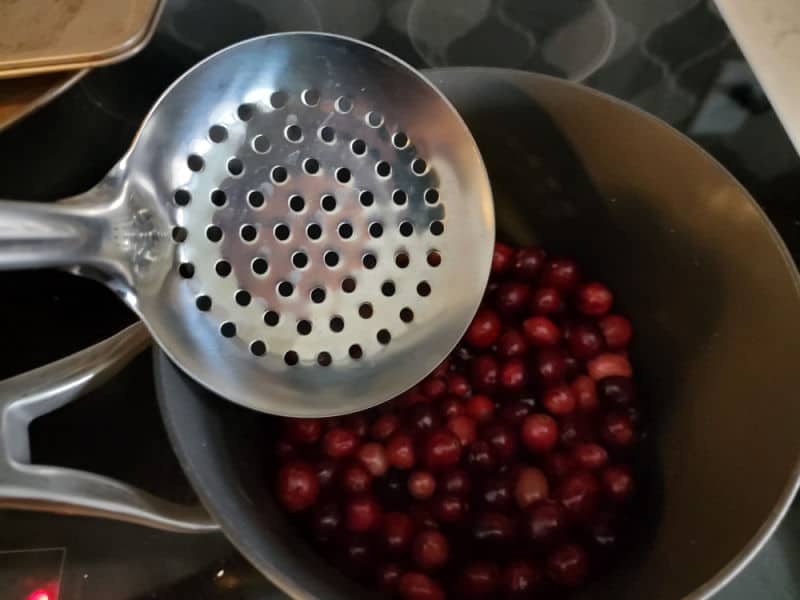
[0,322,217,533]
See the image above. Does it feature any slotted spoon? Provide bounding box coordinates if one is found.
[0,33,493,416]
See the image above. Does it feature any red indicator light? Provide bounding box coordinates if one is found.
[27,590,50,600]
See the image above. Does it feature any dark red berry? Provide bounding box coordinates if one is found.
[521,414,559,453]
[482,422,518,461]
[409,471,437,499]
[524,500,567,546]
[494,282,531,316]
[557,471,600,519]
[323,428,358,458]
[377,563,403,592]
[577,282,613,316]
[358,442,388,477]
[481,474,514,510]
[499,358,529,391]
[491,242,514,275]
[314,458,339,490]
[283,418,322,444]
[447,373,472,398]
[522,316,561,347]
[601,411,635,447]
[543,451,576,481]
[339,462,372,495]
[541,258,581,291]
[499,400,532,425]
[465,394,495,422]
[530,287,562,315]
[497,329,529,359]
[514,466,550,509]
[447,414,477,446]
[440,395,465,419]
[382,512,415,555]
[471,354,499,393]
[371,414,399,440]
[597,376,636,407]
[411,404,439,433]
[466,440,498,472]
[598,314,633,350]
[543,385,577,416]
[387,433,416,469]
[602,465,635,502]
[311,501,341,543]
[534,347,568,385]
[432,495,467,523]
[547,543,589,587]
[277,460,319,512]
[412,529,449,570]
[571,375,599,412]
[587,353,632,380]
[345,494,382,532]
[440,469,472,496]
[458,562,500,599]
[466,308,502,349]
[424,429,462,471]
[573,443,609,470]
[472,511,516,546]
[422,377,447,400]
[502,560,543,598]
[512,246,546,280]
[567,322,605,360]
[397,572,445,600]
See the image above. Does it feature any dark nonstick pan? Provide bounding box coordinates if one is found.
[153,68,800,600]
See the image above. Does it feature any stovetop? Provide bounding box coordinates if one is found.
[1,0,800,598]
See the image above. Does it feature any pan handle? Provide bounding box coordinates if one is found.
[0,322,218,533]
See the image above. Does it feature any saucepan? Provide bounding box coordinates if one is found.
[2,68,800,599]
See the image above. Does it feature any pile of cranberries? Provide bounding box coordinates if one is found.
[272,242,642,599]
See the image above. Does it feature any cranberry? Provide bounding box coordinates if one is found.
[466,440,498,472]
[472,511,516,546]
[424,429,462,471]
[409,503,439,530]
[345,494,382,532]
[439,395,465,419]
[589,512,620,549]
[471,355,499,393]
[371,414,399,440]
[530,287,562,315]
[447,415,477,446]
[482,422,518,461]
[465,394,495,422]
[377,563,403,592]
[571,375,599,412]
[500,400,532,425]
[323,428,358,458]
[440,469,471,496]
[341,533,373,574]
[559,416,595,448]
[339,463,372,495]
[411,404,439,433]
[341,414,369,438]
[543,385,577,416]
[567,322,605,360]
[494,282,531,316]
[387,433,416,469]
[311,501,341,544]
[382,512,415,555]
[400,387,428,408]
[577,282,613,316]
[524,500,567,546]
[422,377,447,400]
[497,329,529,359]
[544,451,576,481]
[502,560,543,598]
[601,411,635,447]
[512,246,546,280]
[587,353,632,380]
[397,572,445,600]
[499,358,529,391]
[547,543,589,587]
[283,418,322,444]
[521,414,559,453]
[602,465,634,502]
[522,316,561,347]
[358,442,388,477]
[491,242,515,275]
[408,471,437,499]
[274,439,296,461]
[534,347,568,385]
[514,466,550,509]
[573,443,609,470]
[597,376,636,407]
[277,460,319,512]
[412,529,449,570]
[541,258,581,291]
[458,562,500,599]
[314,458,339,490]
[557,471,600,519]
[431,358,451,379]
[466,308,502,349]
[481,474,514,510]
[599,314,633,350]
[447,373,472,398]
[432,495,467,523]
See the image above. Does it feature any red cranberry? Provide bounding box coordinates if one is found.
[358,442,388,477]
[339,463,372,495]
[597,376,636,407]
[472,511,516,546]
[524,500,567,546]
[465,394,495,422]
[276,460,319,512]
[412,529,449,570]
[411,404,439,433]
[547,543,589,587]
[440,469,472,496]
[408,471,437,499]
[577,282,613,316]
[544,451,576,481]
[512,246,546,280]
[466,440,498,472]
[514,466,550,509]
[521,414,559,453]
[589,511,620,549]
[311,501,341,544]
[466,308,502,349]
[530,287,562,315]
[601,411,635,447]
[482,422,518,461]
[341,533,373,574]
[424,429,462,471]
[458,562,500,599]
[534,347,568,385]
[382,512,415,555]
[275,439,296,461]
[522,316,561,347]
[400,387,428,408]
[492,242,515,275]
[447,415,477,446]
[283,418,322,444]
[440,395,465,419]
[573,443,609,470]
[541,258,581,291]
[499,358,529,392]
[447,373,472,398]
[571,375,599,412]
[314,458,339,490]
[494,282,531,316]
[481,474,514,510]
[602,465,634,502]
[371,414,399,440]
[587,353,632,380]
[377,563,403,592]
[502,560,543,598]
[558,416,595,448]
[432,495,467,523]
[422,377,447,400]
[387,433,416,469]
[431,358,451,379]
[341,414,368,438]
[557,471,600,519]
[599,314,633,350]
[567,322,605,360]
[345,494,382,532]
[409,503,439,530]
[500,400,532,425]
[397,572,445,600]
[543,385,577,416]
[471,355,499,393]
[497,329,529,359]
[323,428,358,458]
